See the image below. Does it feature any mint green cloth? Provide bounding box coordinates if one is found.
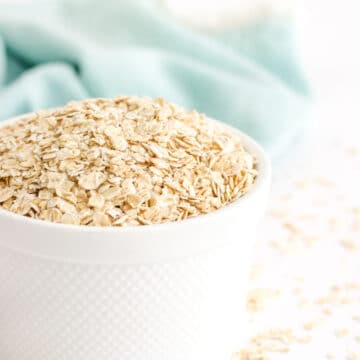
[0,0,308,156]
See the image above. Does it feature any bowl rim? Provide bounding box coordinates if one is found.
[0,112,271,234]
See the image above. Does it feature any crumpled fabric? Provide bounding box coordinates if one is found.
[0,0,309,156]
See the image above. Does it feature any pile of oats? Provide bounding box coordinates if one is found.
[0,96,257,226]
[233,328,311,360]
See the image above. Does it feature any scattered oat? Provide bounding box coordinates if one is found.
[235,328,311,359]
[322,307,333,316]
[347,351,358,360]
[334,328,349,338]
[283,222,299,234]
[315,284,359,306]
[303,320,319,331]
[234,349,268,360]
[296,213,318,221]
[294,179,309,189]
[246,288,280,312]
[328,216,339,231]
[0,96,257,226]
[340,238,358,251]
[352,217,360,231]
[292,287,302,296]
[315,176,335,187]
[347,147,357,156]
[269,209,288,219]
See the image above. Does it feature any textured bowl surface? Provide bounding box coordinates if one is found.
[0,114,271,360]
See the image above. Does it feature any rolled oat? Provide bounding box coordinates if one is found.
[0,96,257,226]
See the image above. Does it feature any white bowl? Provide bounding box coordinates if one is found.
[0,114,271,360]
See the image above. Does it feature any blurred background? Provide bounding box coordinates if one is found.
[169,0,360,103]
[1,0,360,358]
[2,0,359,103]
[0,0,359,157]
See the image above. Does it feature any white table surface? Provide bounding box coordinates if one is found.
[1,0,359,358]
[239,1,360,358]
[240,94,360,358]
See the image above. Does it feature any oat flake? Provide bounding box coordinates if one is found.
[0,96,257,226]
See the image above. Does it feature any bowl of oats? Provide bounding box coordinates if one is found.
[0,96,270,360]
